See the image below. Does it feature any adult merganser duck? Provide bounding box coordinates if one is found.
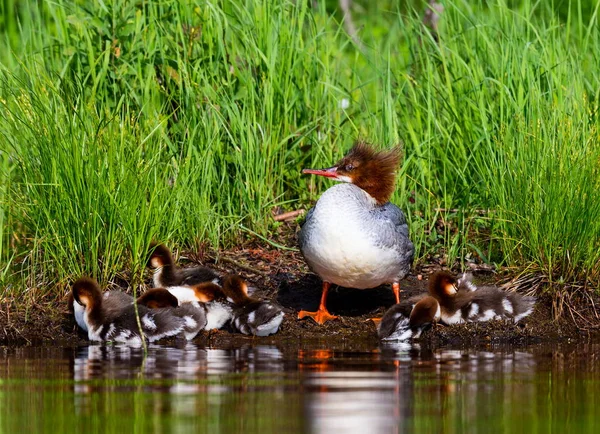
[69,290,134,333]
[136,288,207,340]
[72,277,191,345]
[221,274,284,336]
[428,271,536,324]
[298,142,414,324]
[147,243,219,287]
[378,296,440,341]
[165,282,234,330]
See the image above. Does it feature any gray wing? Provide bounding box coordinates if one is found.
[378,300,416,341]
[174,303,206,339]
[102,291,134,320]
[297,206,315,252]
[299,206,315,228]
[371,202,414,265]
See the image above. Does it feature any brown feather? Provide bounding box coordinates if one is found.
[409,296,439,327]
[72,277,103,325]
[222,274,252,306]
[428,271,459,300]
[192,282,226,302]
[137,288,179,309]
[334,142,402,204]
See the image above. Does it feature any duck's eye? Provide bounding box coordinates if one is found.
[345,164,354,171]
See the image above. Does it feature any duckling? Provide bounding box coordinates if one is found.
[298,142,414,324]
[429,271,536,324]
[147,243,219,287]
[463,274,536,322]
[166,282,233,330]
[72,277,190,345]
[378,296,440,341]
[136,288,206,340]
[221,274,285,336]
[68,290,134,333]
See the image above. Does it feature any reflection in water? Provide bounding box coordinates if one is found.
[71,344,293,431]
[304,371,410,434]
[1,341,599,432]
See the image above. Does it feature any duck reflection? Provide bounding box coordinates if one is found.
[72,343,287,399]
[73,343,286,378]
[70,342,542,433]
[300,345,414,434]
[432,348,537,427]
[3,342,598,433]
[72,343,294,430]
[300,343,538,434]
[303,371,411,434]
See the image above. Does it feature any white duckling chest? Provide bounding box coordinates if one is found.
[72,301,88,332]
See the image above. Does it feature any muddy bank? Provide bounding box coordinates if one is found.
[0,245,596,346]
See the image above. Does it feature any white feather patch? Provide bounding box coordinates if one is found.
[336,175,352,183]
[184,316,197,328]
[502,299,513,315]
[205,303,233,330]
[167,286,200,303]
[146,324,184,342]
[443,309,464,324]
[479,309,497,321]
[142,314,157,330]
[381,318,413,341]
[458,273,478,292]
[514,308,533,322]
[72,301,88,332]
[255,312,285,336]
[468,303,480,319]
[88,324,104,341]
[114,329,133,342]
[121,335,143,346]
[105,324,116,339]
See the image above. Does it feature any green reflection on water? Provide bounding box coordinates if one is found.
[1,381,303,433]
[0,343,599,433]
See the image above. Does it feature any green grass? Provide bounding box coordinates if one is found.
[0,0,599,300]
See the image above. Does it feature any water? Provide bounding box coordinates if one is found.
[0,341,598,433]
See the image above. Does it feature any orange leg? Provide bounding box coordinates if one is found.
[298,282,339,325]
[368,317,382,326]
[393,282,401,304]
[367,282,401,325]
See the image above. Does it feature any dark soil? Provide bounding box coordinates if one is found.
[0,245,596,347]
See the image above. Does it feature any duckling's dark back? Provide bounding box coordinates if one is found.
[378,301,414,341]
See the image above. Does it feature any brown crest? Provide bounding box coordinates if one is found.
[334,142,402,204]
[428,271,458,300]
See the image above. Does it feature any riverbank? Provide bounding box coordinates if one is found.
[2,1,600,306]
[1,244,596,347]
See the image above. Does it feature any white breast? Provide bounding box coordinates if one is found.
[72,301,88,332]
[301,185,401,288]
[167,286,199,304]
[441,309,464,325]
[254,311,285,336]
[205,302,233,330]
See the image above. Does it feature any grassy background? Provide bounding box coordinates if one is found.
[0,0,599,299]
